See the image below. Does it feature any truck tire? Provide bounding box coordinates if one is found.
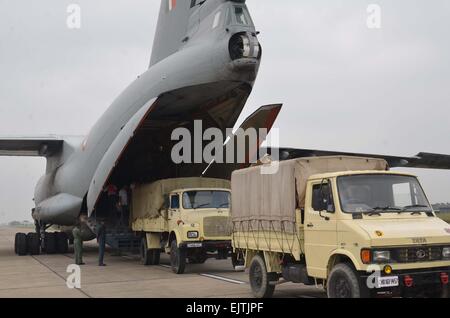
[44,232,57,254]
[16,233,28,256]
[140,237,161,266]
[170,240,186,274]
[152,249,161,265]
[327,263,365,298]
[249,254,276,298]
[27,232,40,255]
[140,237,154,265]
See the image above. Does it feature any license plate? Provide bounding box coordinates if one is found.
[187,243,202,248]
[375,276,399,288]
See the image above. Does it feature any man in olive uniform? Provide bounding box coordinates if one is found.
[72,226,84,265]
[95,221,107,266]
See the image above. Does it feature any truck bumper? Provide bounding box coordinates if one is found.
[360,267,450,297]
[179,240,231,250]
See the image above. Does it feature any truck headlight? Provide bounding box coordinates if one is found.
[443,247,450,259]
[373,251,391,263]
[187,231,199,239]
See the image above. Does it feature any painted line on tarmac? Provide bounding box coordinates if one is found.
[199,273,247,285]
[159,264,247,285]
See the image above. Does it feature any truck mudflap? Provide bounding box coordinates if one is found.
[179,240,232,251]
[360,267,450,297]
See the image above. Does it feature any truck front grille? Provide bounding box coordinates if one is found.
[393,246,444,263]
[203,216,231,238]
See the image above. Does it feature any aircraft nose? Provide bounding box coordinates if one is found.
[228,31,261,61]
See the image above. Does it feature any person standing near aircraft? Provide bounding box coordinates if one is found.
[95,221,107,266]
[73,215,86,265]
[118,185,129,227]
[105,184,119,219]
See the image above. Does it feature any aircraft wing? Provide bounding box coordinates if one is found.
[203,103,282,179]
[266,148,450,170]
[0,136,63,157]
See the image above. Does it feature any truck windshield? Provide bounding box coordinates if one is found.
[337,174,432,213]
[182,191,231,209]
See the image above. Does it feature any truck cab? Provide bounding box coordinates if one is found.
[231,157,450,298]
[165,188,232,272]
[304,170,450,297]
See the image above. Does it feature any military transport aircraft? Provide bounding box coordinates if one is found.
[1,0,450,256]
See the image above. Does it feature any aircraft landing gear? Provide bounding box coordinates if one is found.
[14,221,69,256]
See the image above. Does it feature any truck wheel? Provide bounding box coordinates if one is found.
[27,233,40,255]
[44,233,57,254]
[170,240,186,274]
[16,233,28,256]
[140,237,154,265]
[152,249,161,265]
[327,263,364,298]
[249,255,276,298]
[56,232,69,254]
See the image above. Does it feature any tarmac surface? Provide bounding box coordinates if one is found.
[0,226,327,298]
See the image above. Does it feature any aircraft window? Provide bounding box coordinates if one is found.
[212,11,221,29]
[234,6,252,25]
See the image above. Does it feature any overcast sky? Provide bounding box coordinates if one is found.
[0,0,449,223]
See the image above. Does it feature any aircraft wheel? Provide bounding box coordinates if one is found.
[15,233,28,256]
[27,232,40,255]
[14,233,19,254]
[44,232,57,254]
[56,232,69,254]
[170,240,186,274]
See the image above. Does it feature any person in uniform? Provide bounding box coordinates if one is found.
[72,226,84,265]
[96,221,107,266]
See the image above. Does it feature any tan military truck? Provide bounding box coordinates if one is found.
[131,178,232,274]
[231,156,450,298]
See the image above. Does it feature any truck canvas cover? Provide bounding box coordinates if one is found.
[132,178,231,220]
[231,156,389,232]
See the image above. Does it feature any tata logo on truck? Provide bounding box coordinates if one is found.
[412,237,427,244]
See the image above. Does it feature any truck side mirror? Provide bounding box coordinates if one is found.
[319,179,335,216]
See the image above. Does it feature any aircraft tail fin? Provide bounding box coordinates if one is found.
[150,0,200,67]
